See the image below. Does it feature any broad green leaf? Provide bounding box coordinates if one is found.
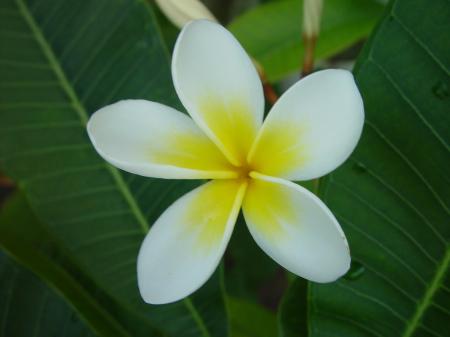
[225,215,280,301]
[280,0,450,336]
[0,251,97,337]
[229,0,384,82]
[0,192,158,337]
[0,0,228,336]
[278,279,308,337]
[227,296,277,337]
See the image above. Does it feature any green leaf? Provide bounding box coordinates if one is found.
[225,215,280,301]
[278,278,308,337]
[227,296,277,337]
[0,0,228,336]
[281,0,450,336]
[0,192,157,337]
[229,0,384,82]
[0,251,97,337]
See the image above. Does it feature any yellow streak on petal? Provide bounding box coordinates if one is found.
[243,177,297,241]
[183,180,247,252]
[150,129,235,173]
[197,96,259,166]
[249,122,309,177]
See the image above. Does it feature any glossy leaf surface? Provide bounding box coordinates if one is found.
[280,0,450,336]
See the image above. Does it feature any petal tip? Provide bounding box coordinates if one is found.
[308,255,351,284]
[137,258,186,305]
[137,284,178,305]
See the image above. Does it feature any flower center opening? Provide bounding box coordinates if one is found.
[234,163,254,180]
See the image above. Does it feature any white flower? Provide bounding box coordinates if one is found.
[87,20,364,305]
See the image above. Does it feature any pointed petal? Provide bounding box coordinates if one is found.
[248,69,364,180]
[87,99,237,179]
[137,180,247,304]
[172,20,264,166]
[242,172,350,282]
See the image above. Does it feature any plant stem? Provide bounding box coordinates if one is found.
[302,34,317,76]
[262,75,279,105]
[253,59,279,105]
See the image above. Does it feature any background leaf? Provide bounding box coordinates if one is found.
[229,0,384,81]
[227,296,277,337]
[225,215,282,302]
[0,192,159,337]
[0,251,98,337]
[0,0,227,335]
[278,279,308,337]
[280,0,450,335]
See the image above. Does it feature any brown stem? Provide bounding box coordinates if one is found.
[254,61,279,105]
[302,34,317,76]
[262,80,279,105]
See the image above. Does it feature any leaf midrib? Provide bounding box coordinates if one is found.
[1,244,133,337]
[402,247,450,337]
[355,0,449,334]
[0,194,134,337]
[14,0,211,336]
[14,0,149,234]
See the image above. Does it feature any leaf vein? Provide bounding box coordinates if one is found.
[368,58,449,151]
[335,212,427,285]
[366,120,449,213]
[402,248,450,337]
[330,178,440,264]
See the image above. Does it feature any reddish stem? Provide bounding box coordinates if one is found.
[263,81,279,105]
[259,70,279,105]
[302,34,317,76]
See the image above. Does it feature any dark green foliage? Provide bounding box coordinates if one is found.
[0,0,227,336]
[280,0,450,336]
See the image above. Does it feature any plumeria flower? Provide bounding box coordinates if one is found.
[87,20,364,305]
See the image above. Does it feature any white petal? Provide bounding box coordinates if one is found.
[172,20,264,166]
[87,99,236,179]
[137,180,247,304]
[242,172,350,282]
[248,69,364,180]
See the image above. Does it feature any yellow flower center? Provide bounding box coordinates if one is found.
[233,162,255,180]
